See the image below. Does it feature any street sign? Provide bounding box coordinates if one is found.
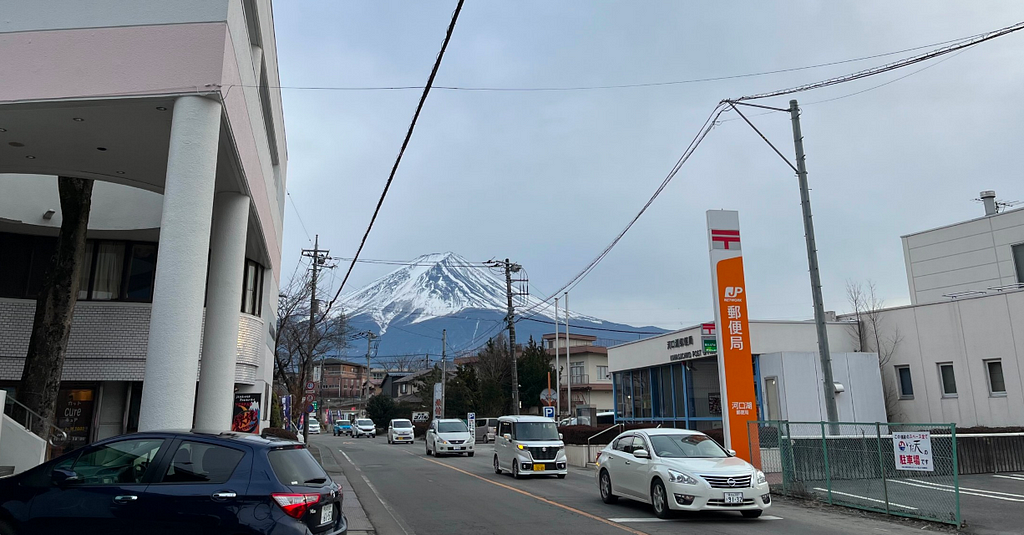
[307,404,314,413]
[542,406,555,418]
[303,393,315,403]
[412,411,429,423]
[539,388,558,404]
[467,412,476,439]
[305,381,315,391]
[893,432,933,471]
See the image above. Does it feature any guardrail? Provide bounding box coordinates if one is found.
[3,395,69,450]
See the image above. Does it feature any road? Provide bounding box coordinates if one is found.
[309,434,955,535]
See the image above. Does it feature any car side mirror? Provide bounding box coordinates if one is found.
[727,449,737,457]
[51,468,80,486]
[558,433,563,440]
[503,433,511,441]
[633,449,650,459]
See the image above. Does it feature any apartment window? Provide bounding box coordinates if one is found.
[125,244,158,301]
[895,365,914,399]
[986,360,1007,396]
[571,362,585,384]
[1014,243,1024,283]
[597,366,609,381]
[241,260,264,316]
[938,363,957,397]
[399,384,408,395]
[92,241,126,300]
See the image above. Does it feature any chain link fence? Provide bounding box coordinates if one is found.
[748,421,961,526]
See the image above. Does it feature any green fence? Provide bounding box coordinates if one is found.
[748,421,960,526]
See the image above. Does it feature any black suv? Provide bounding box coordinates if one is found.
[0,430,346,535]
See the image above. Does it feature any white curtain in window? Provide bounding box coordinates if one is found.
[92,242,124,300]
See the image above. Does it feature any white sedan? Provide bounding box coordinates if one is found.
[425,419,474,457]
[596,428,770,519]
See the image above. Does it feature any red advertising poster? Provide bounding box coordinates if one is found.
[232,393,262,434]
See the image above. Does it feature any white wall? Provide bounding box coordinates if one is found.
[903,207,1024,305]
[854,290,1024,427]
[0,0,229,33]
[758,352,887,424]
[0,174,163,231]
[0,391,47,474]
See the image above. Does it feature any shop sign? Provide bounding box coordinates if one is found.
[232,392,262,434]
[893,432,933,471]
[707,210,759,462]
[669,348,715,361]
[53,388,96,455]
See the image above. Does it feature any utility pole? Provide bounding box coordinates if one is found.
[789,99,839,425]
[363,331,376,413]
[300,235,328,441]
[486,258,526,415]
[554,296,560,417]
[441,329,447,418]
[564,292,571,420]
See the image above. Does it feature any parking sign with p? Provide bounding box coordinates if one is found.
[543,406,555,418]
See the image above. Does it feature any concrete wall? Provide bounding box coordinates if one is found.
[903,207,1024,305]
[758,352,886,424]
[853,290,1024,427]
[0,391,47,474]
[609,321,858,373]
[0,0,230,33]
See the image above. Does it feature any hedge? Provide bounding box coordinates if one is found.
[558,424,725,447]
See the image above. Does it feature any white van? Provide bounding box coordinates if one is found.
[493,415,567,479]
[475,417,499,443]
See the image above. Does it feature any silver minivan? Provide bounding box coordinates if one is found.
[493,415,567,479]
[475,417,499,443]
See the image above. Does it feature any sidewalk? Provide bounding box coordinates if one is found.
[308,442,375,535]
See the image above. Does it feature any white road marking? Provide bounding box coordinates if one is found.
[993,474,1024,482]
[609,515,782,522]
[907,478,1024,498]
[888,479,1024,502]
[336,446,413,535]
[812,488,918,510]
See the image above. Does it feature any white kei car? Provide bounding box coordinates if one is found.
[596,428,770,519]
[388,418,415,444]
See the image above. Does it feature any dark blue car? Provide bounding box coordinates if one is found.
[0,430,347,535]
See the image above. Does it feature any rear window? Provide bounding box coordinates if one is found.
[268,448,331,487]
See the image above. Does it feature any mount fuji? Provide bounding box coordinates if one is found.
[338,252,665,363]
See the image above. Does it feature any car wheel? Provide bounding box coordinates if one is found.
[599,470,618,504]
[741,510,763,519]
[493,455,502,474]
[426,441,432,455]
[512,462,522,479]
[651,479,672,519]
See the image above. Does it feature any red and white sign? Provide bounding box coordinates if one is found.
[701,323,716,336]
[708,211,759,463]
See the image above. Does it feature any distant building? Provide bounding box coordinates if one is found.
[543,333,613,414]
[317,358,366,400]
[840,192,1024,427]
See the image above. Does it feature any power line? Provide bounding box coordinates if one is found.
[517,316,663,335]
[328,256,491,268]
[227,29,990,93]
[733,20,1024,102]
[286,191,312,245]
[321,0,465,318]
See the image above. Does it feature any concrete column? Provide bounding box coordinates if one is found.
[194,193,250,430]
[138,96,222,431]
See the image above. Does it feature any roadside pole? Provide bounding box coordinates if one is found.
[441,329,447,419]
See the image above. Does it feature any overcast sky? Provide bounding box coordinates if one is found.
[273,1,1024,331]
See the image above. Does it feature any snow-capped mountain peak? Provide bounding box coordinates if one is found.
[341,252,597,334]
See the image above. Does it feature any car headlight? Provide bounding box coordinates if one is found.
[667,469,697,485]
[441,439,449,444]
[756,470,767,485]
[517,444,525,450]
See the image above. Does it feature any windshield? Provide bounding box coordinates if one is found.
[649,434,729,458]
[515,422,559,441]
[357,419,374,426]
[392,420,413,429]
[438,421,468,433]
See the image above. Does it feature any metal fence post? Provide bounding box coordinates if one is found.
[821,421,832,504]
[875,422,889,515]
[748,421,755,470]
[952,423,961,527]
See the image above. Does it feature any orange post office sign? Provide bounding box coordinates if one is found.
[707,211,759,462]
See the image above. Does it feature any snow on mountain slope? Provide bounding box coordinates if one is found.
[341,252,600,334]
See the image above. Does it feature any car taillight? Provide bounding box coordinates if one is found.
[272,493,321,519]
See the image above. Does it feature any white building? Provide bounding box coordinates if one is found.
[608,321,886,431]
[844,192,1024,427]
[0,0,288,459]
[543,333,614,415]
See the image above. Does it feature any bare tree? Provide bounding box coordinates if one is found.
[18,177,93,437]
[273,270,350,428]
[379,354,426,373]
[846,280,904,420]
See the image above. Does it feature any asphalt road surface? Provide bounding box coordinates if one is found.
[310,434,956,535]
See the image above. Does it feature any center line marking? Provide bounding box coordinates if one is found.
[406,450,647,535]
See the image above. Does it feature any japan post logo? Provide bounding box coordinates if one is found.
[724,287,743,298]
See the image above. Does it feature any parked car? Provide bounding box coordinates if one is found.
[474,417,499,443]
[425,419,474,457]
[334,420,352,436]
[387,419,414,444]
[352,419,376,438]
[0,430,347,535]
[308,417,321,434]
[493,415,567,478]
[595,428,770,519]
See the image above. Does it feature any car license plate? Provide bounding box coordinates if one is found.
[724,492,743,505]
[321,505,334,525]
[533,464,545,471]
[457,446,464,450]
